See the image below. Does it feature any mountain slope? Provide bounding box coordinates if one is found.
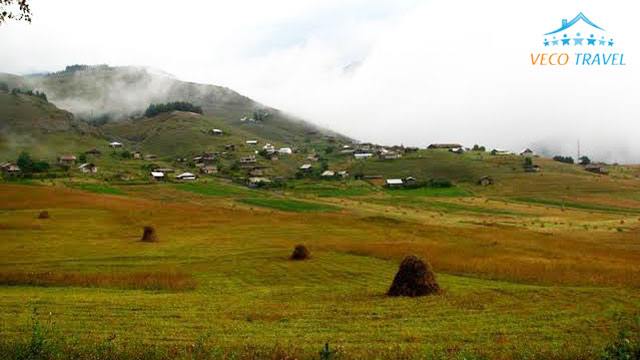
[0,90,101,159]
[18,65,346,144]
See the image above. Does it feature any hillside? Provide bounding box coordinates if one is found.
[0,90,101,159]
[9,65,345,145]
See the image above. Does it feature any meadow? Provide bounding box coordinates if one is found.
[1,172,640,359]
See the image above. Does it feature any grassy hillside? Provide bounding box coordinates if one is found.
[0,90,101,160]
[17,65,347,145]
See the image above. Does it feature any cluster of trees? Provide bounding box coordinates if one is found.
[252,110,270,121]
[472,144,486,152]
[16,152,49,173]
[553,155,574,164]
[578,156,591,165]
[144,102,203,117]
[0,82,9,92]
[11,88,48,102]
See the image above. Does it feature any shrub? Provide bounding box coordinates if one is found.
[553,155,575,164]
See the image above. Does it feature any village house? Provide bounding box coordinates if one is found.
[225,144,236,151]
[307,154,319,162]
[299,164,313,172]
[338,170,349,178]
[239,155,257,164]
[520,148,534,157]
[85,148,102,156]
[404,176,417,185]
[278,147,293,155]
[248,177,271,188]
[176,172,197,181]
[379,151,402,160]
[109,141,123,148]
[385,178,404,187]
[144,154,157,160]
[209,128,223,136]
[449,147,464,154]
[248,167,264,177]
[246,140,258,145]
[354,152,373,160]
[478,176,494,186]
[200,165,218,175]
[340,148,355,155]
[150,171,165,181]
[262,143,276,154]
[0,162,21,175]
[584,164,609,175]
[58,155,77,166]
[154,168,175,173]
[132,151,142,159]
[491,149,512,156]
[321,170,335,177]
[78,163,98,174]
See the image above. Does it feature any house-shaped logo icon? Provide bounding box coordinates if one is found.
[543,12,614,47]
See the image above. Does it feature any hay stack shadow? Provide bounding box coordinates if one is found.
[37,211,50,219]
[290,244,310,260]
[387,255,440,297]
[141,226,158,242]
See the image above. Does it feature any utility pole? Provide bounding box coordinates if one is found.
[577,139,581,161]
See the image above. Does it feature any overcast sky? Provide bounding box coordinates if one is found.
[1,0,640,162]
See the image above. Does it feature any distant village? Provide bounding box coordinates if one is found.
[1,132,610,189]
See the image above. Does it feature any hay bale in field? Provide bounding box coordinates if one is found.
[387,255,440,297]
[37,211,49,219]
[141,226,158,242]
[290,244,310,260]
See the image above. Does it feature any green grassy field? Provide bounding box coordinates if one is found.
[1,171,640,359]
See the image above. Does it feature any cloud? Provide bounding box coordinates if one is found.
[1,0,639,162]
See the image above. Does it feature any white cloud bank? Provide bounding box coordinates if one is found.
[1,0,639,162]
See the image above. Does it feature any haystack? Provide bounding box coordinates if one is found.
[290,244,310,260]
[387,255,440,297]
[141,226,158,242]
[37,211,50,219]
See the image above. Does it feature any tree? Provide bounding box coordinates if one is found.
[78,153,87,163]
[523,157,533,167]
[16,151,33,172]
[578,156,591,165]
[0,82,8,92]
[0,0,31,25]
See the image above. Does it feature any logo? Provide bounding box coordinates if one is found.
[530,12,626,66]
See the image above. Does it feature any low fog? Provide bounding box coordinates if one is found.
[1,0,639,162]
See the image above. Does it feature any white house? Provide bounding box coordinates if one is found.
[150,171,164,180]
[520,148,534,156]
[210,128,223,135]
[299,164,313,171]
[354,153,373,160]
[78,163,98,174]
[321,170,335,177]
[109,141,123,148]
[262,144,276,155]
[246,140,258,145]
[278,147,293,155]
[385,178,404,187]
[176,172,197,181]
